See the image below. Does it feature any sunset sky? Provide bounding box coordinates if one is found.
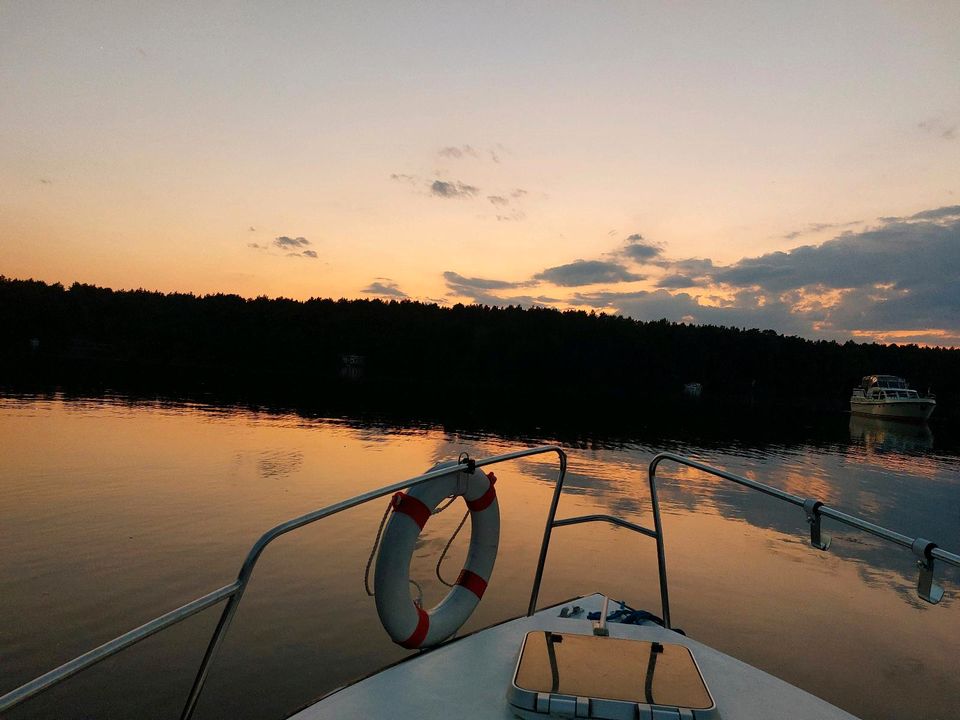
[2,2,959,345]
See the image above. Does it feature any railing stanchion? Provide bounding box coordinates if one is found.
[527,450,568,616]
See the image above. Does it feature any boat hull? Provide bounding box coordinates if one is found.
[850,399,935,421]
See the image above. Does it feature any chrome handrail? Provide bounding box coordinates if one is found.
[647,452,960,625]
[0,445,567,717]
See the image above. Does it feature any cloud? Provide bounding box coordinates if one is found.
[248,242,265,250]
[534,260,645,287]
[712,210,960,296]
[39,178,52,185]
[274,235,310,249]
[438,145,478,159]
[248,226,256,232]
[621,233,664,263]
[656,274,706,289]
[570,288,811,336]
[487,195,509,206]
[302,250,318,258]
[918,118,957,141]
[781,220,862,241]
[362,279,408,298]
[430,180,480,198]
[443,271,556,306]
[389,173,419,184]
[443,271,535,291]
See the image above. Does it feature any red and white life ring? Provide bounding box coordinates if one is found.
[374,462,499,649]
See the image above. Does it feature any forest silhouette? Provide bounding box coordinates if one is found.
[2,276,958,428]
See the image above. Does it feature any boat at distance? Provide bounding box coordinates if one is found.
[2,447,958,719]
[849,374,936,421]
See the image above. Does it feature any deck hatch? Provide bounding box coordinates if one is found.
[510,631,715,717]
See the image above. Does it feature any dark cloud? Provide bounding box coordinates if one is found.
[487,195,509,206]
[534,260,645,287]
[302,250,318,259]
[622,233,663,263]
[656,274,705,289]
[274,236,310,249]
[248,242,265,250]
[530,206,960,344]
[712,211,960,296]
[570,288,811,336]
[430,180,479,198]
[438,145,478,159]
[389,173,418,184]
[362,279,408,298]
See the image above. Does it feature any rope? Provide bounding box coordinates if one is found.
[435,509,469,587]
[364,501,393,596]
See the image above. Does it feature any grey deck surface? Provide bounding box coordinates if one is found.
[291,594,859,720]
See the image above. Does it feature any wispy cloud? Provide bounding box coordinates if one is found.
[781,220,862,241]
[274,236,311,249]
[438,145,479,159]
[918,117,957,141]
[362,279,408,298]
[430,180,480,198]
[534,259,645,287]
[443,271,535,291]
[247,235,316,259]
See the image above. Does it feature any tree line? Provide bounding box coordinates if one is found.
[2,276,958,424]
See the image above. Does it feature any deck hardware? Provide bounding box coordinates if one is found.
[593,596,610,636]
[911,538,944,604]
[803,499,831,550]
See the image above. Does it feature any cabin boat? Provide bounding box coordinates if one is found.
[850,375,936,421]
[2,447,958,719]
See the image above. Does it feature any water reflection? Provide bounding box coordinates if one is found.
[849,415,934,453]
[1,393,959,720]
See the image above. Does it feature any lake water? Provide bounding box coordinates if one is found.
[1,394,958,720]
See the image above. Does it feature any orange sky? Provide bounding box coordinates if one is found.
[2,2,959,345]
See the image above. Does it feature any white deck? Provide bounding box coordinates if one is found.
[290,594,859,720]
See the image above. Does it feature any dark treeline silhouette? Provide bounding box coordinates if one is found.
[2,276,959,428]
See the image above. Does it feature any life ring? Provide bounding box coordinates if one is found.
[374,462,499,649]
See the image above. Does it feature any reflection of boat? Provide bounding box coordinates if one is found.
[849,414,934,453]
[850,375,936,421]
[3,449,959,719]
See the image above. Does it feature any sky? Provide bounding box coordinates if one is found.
[2,1,959,345]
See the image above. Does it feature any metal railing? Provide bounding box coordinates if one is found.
[3,446,959,718]
[0,446,566,718]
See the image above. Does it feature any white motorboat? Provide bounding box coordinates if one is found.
[2,447,958,719]
[850,375,936,421]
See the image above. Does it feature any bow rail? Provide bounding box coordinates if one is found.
[3,446,958,718]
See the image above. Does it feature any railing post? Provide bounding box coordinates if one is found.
[527,451,568,616]
[647,458,672,629]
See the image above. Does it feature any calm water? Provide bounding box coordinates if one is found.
[1,394,958,720]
